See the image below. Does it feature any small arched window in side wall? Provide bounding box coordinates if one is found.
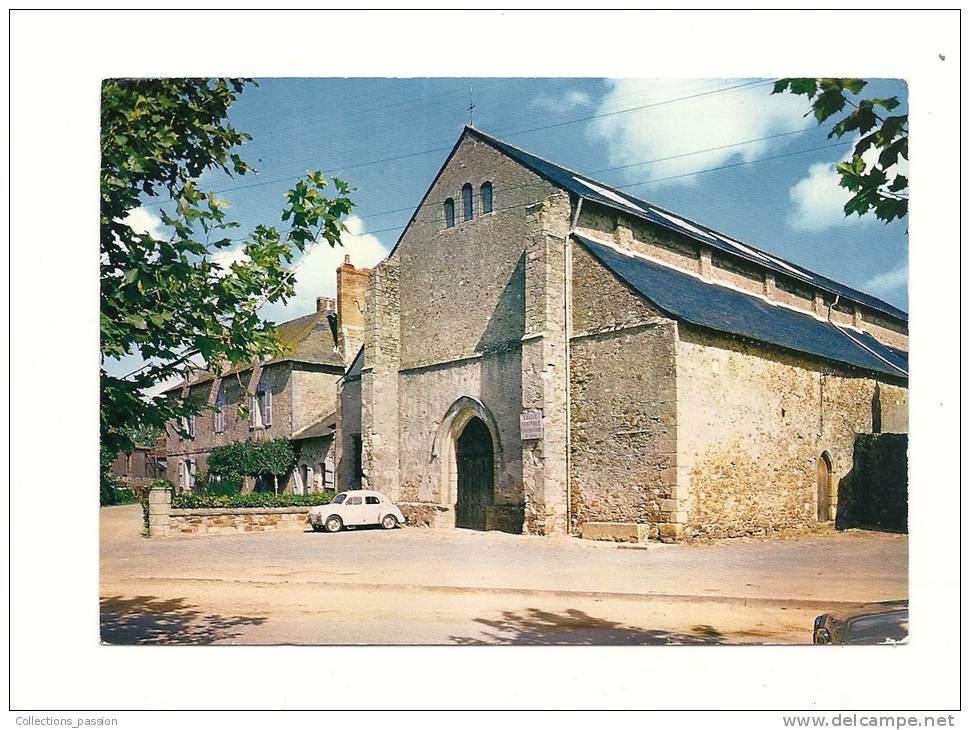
[444,198,455,228]
[462,183,474,222]
[480,181,493,214]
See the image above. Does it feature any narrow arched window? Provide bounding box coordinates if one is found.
[462,183,474,222]
[480,181,493,214]
[444,198,455,228]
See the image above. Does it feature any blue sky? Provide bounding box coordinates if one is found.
[112,77,908,385]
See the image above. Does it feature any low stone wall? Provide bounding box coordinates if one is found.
[146,487,311,537]
[581,521,657,543]
[397,502,453,528]
[165,507,311,537]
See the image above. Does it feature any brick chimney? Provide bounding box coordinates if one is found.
[316,296,336,313]
[336,254,369,361]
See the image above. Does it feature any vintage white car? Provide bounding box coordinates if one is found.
[308,490,406,533]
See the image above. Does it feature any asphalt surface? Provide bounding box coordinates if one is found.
[100,504,908,645]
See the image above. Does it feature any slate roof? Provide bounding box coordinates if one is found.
[292,411,337,440]
[576,234,907,379]
[467,127,907,323]
[164,309,343,393]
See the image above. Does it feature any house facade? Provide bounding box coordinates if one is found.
[110,438,167,486]
[165,256,368,493]
[334,127,908,541]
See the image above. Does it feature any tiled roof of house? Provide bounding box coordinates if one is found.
[164,309,342,393]
[577,234,907,379]
[467,127,907,323]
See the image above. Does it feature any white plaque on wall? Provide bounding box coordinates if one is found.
[520,410,543,440]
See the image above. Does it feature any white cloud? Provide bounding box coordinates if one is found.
[786,160,859,232]
[862,259,908,299]
[587,78,813,185]
[533,89,594,114]
[120,206,166,239]
[210,243,251,274]
[787,143,908,232]
[263,214,389,321]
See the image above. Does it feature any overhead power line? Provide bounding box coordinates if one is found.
[356,124,820,223]
[142,78,776,208]
[239,77,742,179]
[117,138,854,382]
[352,139,855,239]
[150,134,850,246]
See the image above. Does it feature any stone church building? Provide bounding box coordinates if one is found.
[332,127,908,541]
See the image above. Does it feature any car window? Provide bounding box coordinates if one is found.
[346,496,362,506]
[365,496,380,504]
[331,494,347,504]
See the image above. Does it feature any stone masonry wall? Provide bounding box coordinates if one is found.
[569,242,680,538]
[146,487,312,537]
[394,135,559,370]
[163,508,311,537]
[290,366,340,434]
[519,196,572,534]
[355,134,567,532]
[569,323,679,534]
[676,326,908,540]
[166,362,295,490]
[336,371,362,490]
[293,435,334,493]
[361,261,401,495]
[396,348,523,507]
[571,241,663,332]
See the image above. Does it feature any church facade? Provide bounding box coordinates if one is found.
[335,127,908,541]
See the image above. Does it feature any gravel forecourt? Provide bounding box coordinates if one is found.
[100,504,908,645]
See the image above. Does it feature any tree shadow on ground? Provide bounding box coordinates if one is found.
[450,608,728,645]
[100,595,268,645]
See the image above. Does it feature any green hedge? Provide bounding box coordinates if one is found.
[101,485,137,506]
[171,491,336,510]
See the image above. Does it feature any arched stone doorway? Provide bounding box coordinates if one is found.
[455,417,494,530]
[431,396,503,530]
[817,452,834,522]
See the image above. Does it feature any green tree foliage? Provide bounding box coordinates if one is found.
[256,438,300,481]
[206,440,259,481]
[99,445,121,505]
[101,79,354,456]
[126,423,163,448]
[773,78,908,223]
[206,438,299,495]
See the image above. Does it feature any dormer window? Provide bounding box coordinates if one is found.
[462,183,474,222]
[444,198,455,228]
[480,181,493,214]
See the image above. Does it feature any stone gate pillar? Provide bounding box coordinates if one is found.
[147,485,172,537]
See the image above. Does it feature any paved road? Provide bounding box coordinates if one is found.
[100,505,907,645]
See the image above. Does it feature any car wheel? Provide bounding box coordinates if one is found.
[324,515,343,533]
[381,514,399,530]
